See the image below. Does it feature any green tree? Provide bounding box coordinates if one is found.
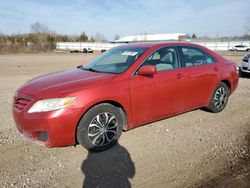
[61,35,69,42]
[89,35,95,42]
[79,32,88,42]
[46,35,56,49]
[27,34,38,44]
[192,33,197,39]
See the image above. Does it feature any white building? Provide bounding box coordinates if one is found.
[56,42,118,51]
[56,33,187,51]
[114,33,186,43]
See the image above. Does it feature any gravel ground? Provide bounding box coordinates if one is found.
[0,51,249,188]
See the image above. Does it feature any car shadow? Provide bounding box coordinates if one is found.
[239,70,250,79]
[81,142,135,188]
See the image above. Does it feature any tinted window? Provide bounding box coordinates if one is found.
[143,47,179,71]
[181,47,215,67]
[243,55,250,62]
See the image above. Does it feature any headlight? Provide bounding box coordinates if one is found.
[28,97,76,113]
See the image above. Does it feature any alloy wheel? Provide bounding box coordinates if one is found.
[214,87,228,109]
[87,112,118,146]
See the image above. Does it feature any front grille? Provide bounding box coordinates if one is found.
[14,97,31,111]
[243,67,248,71]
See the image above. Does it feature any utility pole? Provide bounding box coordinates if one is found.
[216,32,219,50]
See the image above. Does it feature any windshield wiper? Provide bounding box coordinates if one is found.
[77,66,98,72]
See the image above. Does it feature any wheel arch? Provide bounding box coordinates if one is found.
[206,79,231,107]
[221,79,231,93]
[74,100,128,145]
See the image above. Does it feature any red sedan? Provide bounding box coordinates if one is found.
[12,42,239,151]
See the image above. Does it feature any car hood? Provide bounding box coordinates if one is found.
[19,68,115,98]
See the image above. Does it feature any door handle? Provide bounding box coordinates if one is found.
[176,74,183,79]
[214,66,219,71]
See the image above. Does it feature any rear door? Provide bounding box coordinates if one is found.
[129,46,187,126]
[179,46,219,109]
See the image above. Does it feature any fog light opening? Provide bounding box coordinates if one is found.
[37,131,48,142]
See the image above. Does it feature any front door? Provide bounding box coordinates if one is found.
[129,46,187,126]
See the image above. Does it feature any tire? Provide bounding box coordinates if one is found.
[239,69,245,78]
[205,82,229,113]
[76,103,125,152]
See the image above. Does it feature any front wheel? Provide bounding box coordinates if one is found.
[205,82,229,113]
[239,69,245,78]
[76,103,125,152]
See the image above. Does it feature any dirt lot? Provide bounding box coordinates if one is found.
[0,51,249,188]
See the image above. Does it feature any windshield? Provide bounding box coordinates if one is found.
[82,47,148,74]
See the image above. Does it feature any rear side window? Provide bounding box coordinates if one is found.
[181,47,215,67]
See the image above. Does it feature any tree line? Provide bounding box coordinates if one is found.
[0,22,108,54]
[1,21,249,54]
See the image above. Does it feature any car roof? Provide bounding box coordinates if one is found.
[116,41,223,61]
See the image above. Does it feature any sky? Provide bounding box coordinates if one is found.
[0,0,249,40]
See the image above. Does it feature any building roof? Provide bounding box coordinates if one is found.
[115,33,186,43]
[116,41,198,49]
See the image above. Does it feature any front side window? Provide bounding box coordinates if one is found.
[82,47,148,74]
[181,47,215,67]
[142,47,179,71]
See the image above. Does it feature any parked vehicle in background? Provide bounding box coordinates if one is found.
[70,49,80,53]
[87,48,94,53]
[240,54,250,75]
[82,48,88,53]
[229,45,250,51]
[12,42,239,152]
[83,48,94,53]
[70,48,94,53]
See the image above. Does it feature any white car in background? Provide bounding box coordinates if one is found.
[230,45,250,51]
[240,54,250,75]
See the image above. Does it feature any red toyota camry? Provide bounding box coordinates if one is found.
[12,42,239,151]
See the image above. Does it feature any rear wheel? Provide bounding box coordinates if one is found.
[205,82,229,113]
[76,103,125,151]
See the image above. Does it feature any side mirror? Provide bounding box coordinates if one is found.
[138,65,157,76]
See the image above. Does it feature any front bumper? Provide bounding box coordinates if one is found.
[241,62,250,73]
[12,94,83,147]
